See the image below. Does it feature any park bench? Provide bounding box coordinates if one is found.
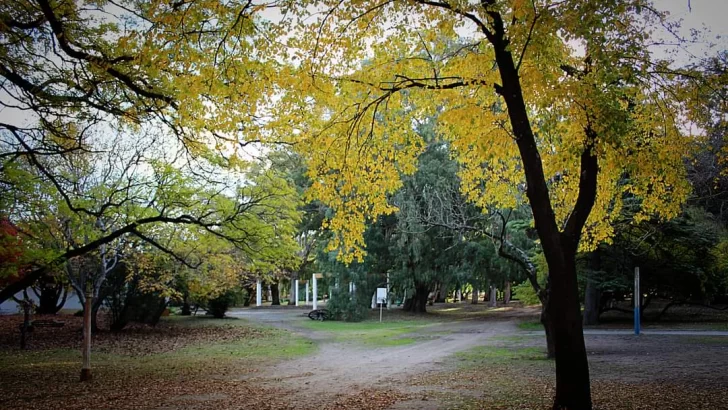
[307,309,330,321]
[18,319,66,331]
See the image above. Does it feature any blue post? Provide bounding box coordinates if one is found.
[634,267,640,335]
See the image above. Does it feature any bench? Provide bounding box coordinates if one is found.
[307,309,330,321]
[18,319,66,331]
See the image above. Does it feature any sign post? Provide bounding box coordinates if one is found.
[634,267,640,335]
[376,288,387,323]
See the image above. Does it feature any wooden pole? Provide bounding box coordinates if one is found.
[634,267,640,335]
[80,288,93,381]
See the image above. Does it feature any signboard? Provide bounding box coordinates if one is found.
[376,288,387,304]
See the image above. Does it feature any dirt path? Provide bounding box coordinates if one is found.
[228,307,519,407]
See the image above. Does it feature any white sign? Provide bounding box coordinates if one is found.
[376,288,387,304]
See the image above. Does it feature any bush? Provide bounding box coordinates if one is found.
[326,288,367,322]
[512,281,542,305]
[206,288,241,318]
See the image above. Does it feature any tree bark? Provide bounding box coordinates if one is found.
[90,297,103,333]
[403,283,429,313]
[485,14,594,407]
[488,285,497,307]
[288,274,298,306]
[583,250,601,326]
[435,281,448,303]
[35,281,66,315]
[471,288,479,304]
[271,282,280,306]
[20,298,31,350]
[541,302,556,359]
[80,290,93,382]
[504,281,511,304]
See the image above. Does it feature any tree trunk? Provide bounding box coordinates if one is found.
[20,299,31,350]
[435,281,448,303]
[545,254,591,409]
[181,300,192,316]
[243,285,254,307]
[271,282,280,306]
[583,278,600,326]
[504,281,511,304]
[488,285,497,307]
[404,284,429,313]
[583,250,601,326]
[541,303,556,359]
[288,275,298,306]
[80,291,93,382]
[471,288,479,304]
[90,298,103,333]
[36,282,65,315]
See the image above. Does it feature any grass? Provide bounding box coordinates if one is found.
[0,316,315,378]
[301,319,435,346]
[455,345,549,364]
[680,335,728,345]
[517,320,543,331]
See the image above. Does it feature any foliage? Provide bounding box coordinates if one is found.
[276,0,693,262]
[513,281,542,306]
[325,287,368,322]
[206,288,242,319]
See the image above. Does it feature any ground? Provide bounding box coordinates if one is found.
[1,303,727,409]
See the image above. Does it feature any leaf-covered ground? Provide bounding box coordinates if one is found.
[1,306,727,409]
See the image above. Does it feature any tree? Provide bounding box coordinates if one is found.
[278,2,694,408]
[0,0,283,302]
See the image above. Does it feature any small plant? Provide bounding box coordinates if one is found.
[206,288,241,318]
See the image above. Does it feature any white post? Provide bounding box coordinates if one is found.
[294,280,299,306]
[312,275,318,310]
[305,281,310,305]
[349,281,353,293]
[256,279,262,307]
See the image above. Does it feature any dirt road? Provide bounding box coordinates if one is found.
[228,308,519,407]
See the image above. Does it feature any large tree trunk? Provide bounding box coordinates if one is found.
[80,291,93,382]
[545,253,591,409]
[488,285,497,307]
[583,278,600,326]
[541,302,556,359]
[271,282,280,306]
[583,250,602,326]
[435,281,448,303]
[471,288,479,304]
[504,281,511,304]
[35,281,66,315]
[403,284,429,313]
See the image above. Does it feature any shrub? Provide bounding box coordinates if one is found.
[206,288,241,318]
[326,288,367,322]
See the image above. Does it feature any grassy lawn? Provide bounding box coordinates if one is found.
[516,320,543,331]
[0,315,316,410]
[301,319,436,346]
